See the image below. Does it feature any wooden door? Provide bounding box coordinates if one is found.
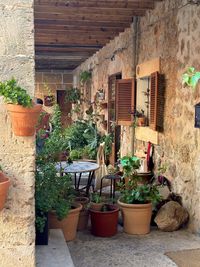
[57,90,72,127]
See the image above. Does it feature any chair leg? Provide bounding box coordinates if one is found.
[100,178,104,196]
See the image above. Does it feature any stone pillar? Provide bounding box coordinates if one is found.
[0,1,35,266]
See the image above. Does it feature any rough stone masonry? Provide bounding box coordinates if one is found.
[0,1,35,266]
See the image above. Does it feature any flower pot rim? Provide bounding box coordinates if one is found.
[6,103,42,112]
[89,204,119,214]
[50,203,82,217]
[117,199,152,208]
[0,172,10,185]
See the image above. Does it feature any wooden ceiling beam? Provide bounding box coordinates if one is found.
[35,24,125,33]
[35,30,118,38]
[34,12,145,21]
[34,6,152,16]
[35,19,131,28]
[34,0,155,9]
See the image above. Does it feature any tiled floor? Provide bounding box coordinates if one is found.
[68,227,200,267]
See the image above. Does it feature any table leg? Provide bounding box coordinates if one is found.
[86,171,95,196]
[77,173,82,189]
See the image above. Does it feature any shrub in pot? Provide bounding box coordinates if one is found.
[36,105,81,243]
[0,166,10,211]
[117,179,161,235]
[90,204,119,237]
[0,79,42,136]
[120,156,140,185]
[75,196,89,231]
[90,192,104,211]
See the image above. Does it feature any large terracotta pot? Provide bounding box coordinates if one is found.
[48,203,82,241]
[90,204,119,237]
[75,197,89,231]
[118,199,152,235]
[7,104,42,136]
[0,172,10,211]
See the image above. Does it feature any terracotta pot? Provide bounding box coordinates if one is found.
[90,204,119,237]
[118,199,152,235]
[136,172,154,185]
[137,117,146,127]
[48,203,82,241]
[7,104,42,136]
[75,197,89,230]
[0,172,10,211]
[75,197,89,209]
[90,202,104,211]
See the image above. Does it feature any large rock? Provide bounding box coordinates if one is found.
[154,201,189,231]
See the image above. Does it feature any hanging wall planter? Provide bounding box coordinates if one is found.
[7,104,42,136]
[0,171,10,211]
[0,78,42,136]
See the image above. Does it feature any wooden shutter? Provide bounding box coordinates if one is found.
[116,79,135,126]
[150,72,164,131]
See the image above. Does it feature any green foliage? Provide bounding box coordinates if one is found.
[100,134,113,159]
[37,105,69,162]
[91,192,102,203]
[35,161,74,232]
[80,71,92,84]
[65,87,81,103]
[0,78,32,107]
[182,67,200,89]
[119,182,161,205]
[36,104,75,232]
[69,149,83,160]
[120,156,140,178]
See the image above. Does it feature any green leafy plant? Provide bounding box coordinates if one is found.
[118,180,161,205]
[91,192,102,203]
[120,156,140,178]
[65,87,81,104]
[69,149,83,160]
[36,104,75,232]
[0,78,32,107]
[182,67,200,89]
[80,71,92,84]
[35,161,74,232]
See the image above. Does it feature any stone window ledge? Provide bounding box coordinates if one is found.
[135,126,158,145]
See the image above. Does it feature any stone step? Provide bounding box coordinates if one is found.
[36,229,74,267]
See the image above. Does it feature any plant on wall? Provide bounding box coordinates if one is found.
[65,87,81,104]
[80,71,92,84]
[182,67,200,89]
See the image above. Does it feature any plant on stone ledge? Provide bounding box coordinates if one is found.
[182,67,200,89]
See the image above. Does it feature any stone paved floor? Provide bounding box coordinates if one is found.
[68,227,200,267]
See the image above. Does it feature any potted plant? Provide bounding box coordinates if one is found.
[0,78,42,136]
[0,166,10,211]
[65,87,81,104]
[75,196,90,231]
[90,203,119,237]
[117,180,161,235]
[120,156,140,185]
[36,105,81,243]
[90,192,104,211]
[136,109,146,126]
[80,71,92,84]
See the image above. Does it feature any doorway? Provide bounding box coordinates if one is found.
[57,90,72,127]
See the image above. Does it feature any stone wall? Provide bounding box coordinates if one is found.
[0,1,35,266]
[74,0,200,232]
[35,71,73,114]
[74,26,135,156]
[138,0,200,233]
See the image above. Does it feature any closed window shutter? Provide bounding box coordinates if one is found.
[116,79,135,126]
[150,72,164,131]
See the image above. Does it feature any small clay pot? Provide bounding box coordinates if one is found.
[0,172,10,211]
[90,202,104,211]
[137,117,146,127]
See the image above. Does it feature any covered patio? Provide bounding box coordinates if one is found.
[1,0,200,267]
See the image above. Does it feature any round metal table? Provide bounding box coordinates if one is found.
[58,161,99,196]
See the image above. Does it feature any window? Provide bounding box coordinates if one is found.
[116,79,135,126]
